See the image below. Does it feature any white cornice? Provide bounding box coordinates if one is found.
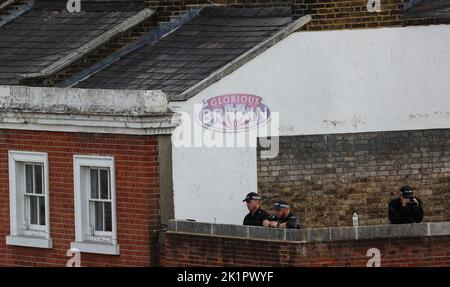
[0,85,179,135]
[0,112,178,135]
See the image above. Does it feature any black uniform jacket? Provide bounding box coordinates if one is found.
[388,197,424,224]
[243,208,270,226]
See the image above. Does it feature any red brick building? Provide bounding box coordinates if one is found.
[0,86,175,266]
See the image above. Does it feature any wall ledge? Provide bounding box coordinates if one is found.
[168,220,450,243]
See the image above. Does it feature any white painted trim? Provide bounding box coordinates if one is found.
[7,151,52,248]
[0,85,178,135]
[0,111,177,135]
[0,86,169,114]
[0,121,175,135]
[70,242,120,256]
[73,155,119,255]
[6,235,53,249]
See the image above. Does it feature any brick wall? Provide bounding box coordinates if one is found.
[145,0,292,21]
[146,0,450,30]
[294,0,404,30]
[257,129,450,228]
[0,129,160,266]
[161,232,450,267]
[145,0,404,29]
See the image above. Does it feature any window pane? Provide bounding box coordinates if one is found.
[34,165,43,194]
[39,196,46,226]
[95,201,104,231]
[104,202,112,232]
[90,169,99,199]
[25,164,33,194]
[29,196,38,225]
[100,169,109,199]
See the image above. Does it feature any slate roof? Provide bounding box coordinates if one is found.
[405,0,450,19]
[75,7,294,97]
[0,1,147,85]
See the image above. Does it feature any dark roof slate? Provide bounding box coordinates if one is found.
[75,7,293,95]
[0,4,142,85]
[405,0,450,19]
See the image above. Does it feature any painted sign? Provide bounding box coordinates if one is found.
[198,94,271,133]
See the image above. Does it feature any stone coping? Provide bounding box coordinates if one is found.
[0,85,177,135]
[167,220,450,243]
[0,85,168,115]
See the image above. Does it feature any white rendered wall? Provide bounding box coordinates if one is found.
[169,25,450,224]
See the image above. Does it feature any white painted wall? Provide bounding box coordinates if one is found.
[169,25,450,224]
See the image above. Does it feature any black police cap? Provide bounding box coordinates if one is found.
[400,185,414,198]
[273,200,290,209]
[243,192,261,202]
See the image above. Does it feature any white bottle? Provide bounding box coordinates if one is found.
[352,212,359,227]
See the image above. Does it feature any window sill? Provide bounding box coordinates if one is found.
[71,241,120,255]
[6,235,53,249]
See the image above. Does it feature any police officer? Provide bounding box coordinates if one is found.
[267,200,300,229]
[242,192,271,227]
[389,185,424,224]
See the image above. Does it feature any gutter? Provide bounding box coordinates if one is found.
[19,7,155,80]
[173,14,312,101]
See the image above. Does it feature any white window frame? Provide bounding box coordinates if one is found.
[71,155,119,255]
[6,151,52,249]
[88,167,113,239]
